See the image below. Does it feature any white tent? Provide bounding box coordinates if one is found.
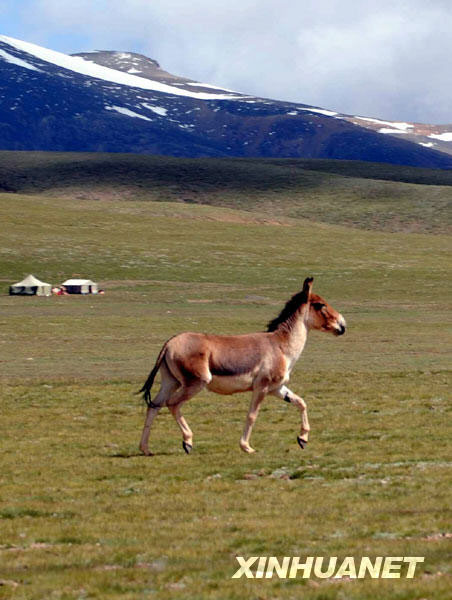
[61,278,98,294]
[9,274,52,296]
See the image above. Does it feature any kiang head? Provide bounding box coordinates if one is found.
[303,277,346,336]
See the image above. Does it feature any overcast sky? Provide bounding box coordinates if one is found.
[2,0,451,123]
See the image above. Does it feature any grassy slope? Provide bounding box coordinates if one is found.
[1,185,451,599]
[0,151,451,233]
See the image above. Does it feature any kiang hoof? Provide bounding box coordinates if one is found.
[182,441,193,454]
[140,448,154,457]
[297,436,308,450]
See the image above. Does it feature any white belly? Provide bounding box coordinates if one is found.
[207,373,254,395]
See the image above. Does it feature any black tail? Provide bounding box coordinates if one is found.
[137,342,169,407]
[138,364,160,407]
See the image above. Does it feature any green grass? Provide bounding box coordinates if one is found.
[0,151,451,232]
[1,374,451,599]
[0,162,451,598]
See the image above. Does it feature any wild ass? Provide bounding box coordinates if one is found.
[138,277,345,455]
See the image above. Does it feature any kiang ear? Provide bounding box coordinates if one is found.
[302,276,314,301]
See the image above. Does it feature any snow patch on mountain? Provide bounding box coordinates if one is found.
[379,128,408,134]
[429,132,452,142]
[356,117,413,131]
[0,48,42,72]
[188,82,238,93]
[105,105,152,121]
[299,107,338,116]
[142,103,168,116]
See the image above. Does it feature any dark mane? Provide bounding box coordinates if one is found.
[266,289,309,332]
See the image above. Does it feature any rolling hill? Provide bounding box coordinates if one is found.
[0,151,451,233]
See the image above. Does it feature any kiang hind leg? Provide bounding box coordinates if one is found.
[167,379,208,454]
[164,354,212,454]
[168,402,193,454]
[139,405,160,456]
[139,363,179,456]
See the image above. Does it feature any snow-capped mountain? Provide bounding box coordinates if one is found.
[1,34,451,168]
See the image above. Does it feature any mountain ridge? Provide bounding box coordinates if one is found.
[0,35,451,168]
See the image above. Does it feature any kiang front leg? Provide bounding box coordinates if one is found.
[240,389,266,454]
[272,385,310,450]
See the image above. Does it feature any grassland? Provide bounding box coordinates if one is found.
[0,151,451,233]
[0,154,451,599]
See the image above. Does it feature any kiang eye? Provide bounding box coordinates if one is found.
[312,303,325,311]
